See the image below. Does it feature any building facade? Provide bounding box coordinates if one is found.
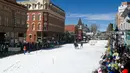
[0,0,27,44]
[117,2,130,29]
[120,6,130,30]
[18,0,65,43]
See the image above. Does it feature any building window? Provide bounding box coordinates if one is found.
[27,23,29,30]
[44,22,47,26]
[27,15,29,21]
[34,35,36,41]
[7,17,8,26]
[44,26,47,31]
[44,22,47,31]
[0,16,1,25]
[32,4,35,9]
[27,4,31,9]
[32,23,35,30]
[44,13,47,21]
[43,2,47,9]
[38,14,41,21]
[29,34,32,39]
[38,23,41,30]
[27,24,29,28]
[4,17,6,26]
[38,2,42,9]
[16,18,20,26]
[22,20,25,25]
[32,14,35,21]
[5,17,8,26]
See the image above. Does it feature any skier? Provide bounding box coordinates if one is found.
[74,41,78,49]
[80,41,83,48]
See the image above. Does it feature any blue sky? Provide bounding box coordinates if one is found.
[17,0,129,31]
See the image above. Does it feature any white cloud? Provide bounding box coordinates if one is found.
[67,13,115,20]
[87,20,97,23]
[23,0,36,1]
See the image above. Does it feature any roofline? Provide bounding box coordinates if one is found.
[5,0,27,8]
[17,1,36,3]
[17,1,65,12]
[50,2,65,12]
[65,24,76,25]
[121,7,130,17]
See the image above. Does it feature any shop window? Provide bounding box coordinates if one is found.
[18,33,24,37]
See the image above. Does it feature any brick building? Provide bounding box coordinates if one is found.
[18,0,65,43]
[0,0,27,44]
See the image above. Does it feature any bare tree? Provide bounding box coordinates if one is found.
[90,24,98,34]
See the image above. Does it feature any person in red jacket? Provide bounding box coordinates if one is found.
[122,69,128,73]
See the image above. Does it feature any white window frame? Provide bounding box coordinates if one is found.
[38,23,41,30]
[27,22,29,31]
[27,14,29,21]
[32,14,35,21]
[32,23,35,30]
[38,13,41,21]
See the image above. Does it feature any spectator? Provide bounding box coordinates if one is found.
[23,42,27,54]
[122,69,128,73]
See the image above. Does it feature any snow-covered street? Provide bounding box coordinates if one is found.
[0,40,107,73]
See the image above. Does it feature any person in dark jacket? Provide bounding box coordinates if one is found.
[23,41,27,54]
[74,41,78,49]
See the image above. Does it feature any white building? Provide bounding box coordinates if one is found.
[120,6,130,30]
[117,2,130,30]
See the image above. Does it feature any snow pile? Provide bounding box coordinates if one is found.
[0,40,107,73]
